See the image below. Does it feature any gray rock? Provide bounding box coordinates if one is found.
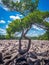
[29,52,37,59]
[34,59,40,65]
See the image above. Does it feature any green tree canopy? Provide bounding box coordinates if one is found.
[6,11,49,55]
[2,0,39,15]
[2,0,49,55]
[6,11,49,38]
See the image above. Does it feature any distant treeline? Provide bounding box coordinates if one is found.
[0,32,49,40]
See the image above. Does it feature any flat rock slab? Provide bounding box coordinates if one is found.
[0,40,49,65]
[0,40,49,52]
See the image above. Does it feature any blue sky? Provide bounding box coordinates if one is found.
[38,0,49,11]
[0,0,49,11]
[0,0,49,37]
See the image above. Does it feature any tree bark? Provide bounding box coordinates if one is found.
[19,28,31,55]
[0,52,4,64]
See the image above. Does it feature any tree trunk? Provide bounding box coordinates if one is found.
[0,52,4,64]
[19,29,31,55]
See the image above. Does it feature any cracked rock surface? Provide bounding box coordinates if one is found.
[0,40,49,65]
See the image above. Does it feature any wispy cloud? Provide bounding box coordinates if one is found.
[3,7,9,11]
[0,0,1,3]
[44,17,49,22]
[6,25,8,28]
[0,20,5,23]
[0,28,6,35]
[32,25,43,30]
[10,15,21,20]
[19,15,23,16]
[13,0,20,3]
[8,20,11,23]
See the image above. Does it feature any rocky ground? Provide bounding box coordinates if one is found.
[0,40,49,65]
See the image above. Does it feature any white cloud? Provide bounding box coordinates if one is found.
[0,0,1,3]
[6,25,8,28]
[19,15,23,16]
[10,15,21,20]
[16,14,23,16]
[26,33,38,37]
[3,7,9,11]
[32,25,43,30]
[13,0,20,3]
[33,25,39,29]
[44,17,49,22]
[0,28,4,31]
[0,20,5,23]
[8,20,11,23]
[0,28,6,35]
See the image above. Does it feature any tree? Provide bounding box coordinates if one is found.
[2,0,49,55]
[6,11,49,55]
[38,21,49,40]
[2,0,39,15]
[1,0,39,54]
[2,0,11,8]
